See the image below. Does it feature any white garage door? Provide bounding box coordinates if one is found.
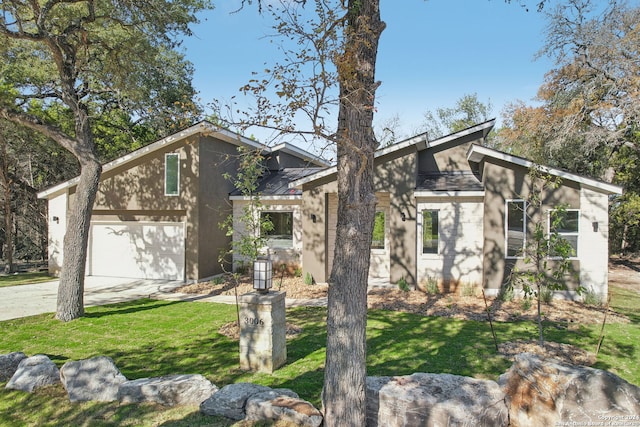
[87,222,185,280]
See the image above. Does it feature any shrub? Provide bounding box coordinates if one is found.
[210,276,224,286]
[397,276,410,292]
[424,276,439,295]
[500,286,515,302]
[540,287,554,304]
[304,272,314,286]
[521,298,532,311]
[460,282,476,297]
[583,287,603,307]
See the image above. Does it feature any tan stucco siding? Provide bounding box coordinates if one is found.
[416,196,484,290]
[481,159,582,294]
[301,186,332,283]
[418,137,478,173]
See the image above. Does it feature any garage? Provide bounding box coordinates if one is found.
[86,221,185,280]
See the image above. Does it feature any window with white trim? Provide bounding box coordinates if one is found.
[506,200,526,258]
[549,209,579,257]
[164,153,179,196]
[260,211,293,248]
[422,210,439,254]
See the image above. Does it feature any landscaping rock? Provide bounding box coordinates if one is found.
[60,356,127,402]
[0,352,27,381]
[500,352,640,427]
[199,382,272,420]
[246,390,322,427]
[366,373,508,427]
[5,354,60,392]
[118,374,218,406]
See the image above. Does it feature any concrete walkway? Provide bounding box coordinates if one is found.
[0,276,330,321]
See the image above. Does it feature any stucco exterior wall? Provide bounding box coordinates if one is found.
[46,192,68,276]
[578,187,610,299]
[232,199,303,271]
[480,158,583,296]
[416,196,484,290]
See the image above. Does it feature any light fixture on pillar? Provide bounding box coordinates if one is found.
[253,255,273,294]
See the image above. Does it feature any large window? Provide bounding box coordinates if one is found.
[422,210,439,254]
[506,200,526,258]
[164,153,179,196]
[260,212,293,248]
[549,209,579,257]
[371,211,385,250]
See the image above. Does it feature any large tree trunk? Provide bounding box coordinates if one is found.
[0,136,15,274]
[55,105,102,321]
[322,1,384,426]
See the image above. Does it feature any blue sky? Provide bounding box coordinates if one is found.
[182,1,555,141]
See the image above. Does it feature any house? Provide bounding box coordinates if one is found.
[39,119,622,299]
[242,119,622,299]
[37,121,328,282]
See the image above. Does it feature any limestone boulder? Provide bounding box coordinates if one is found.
[245,390,322,427]
[366,373,508,427]
[118,374,218,406]
[60,356,126,402]
[200,382,272,420]
[5,354,60,392]
[0,352,27,381]
[500,352,640,427]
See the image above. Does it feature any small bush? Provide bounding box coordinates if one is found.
[520,298,532,311]
[500,286,515,302]
[397,277,410,292]
[540,288,554,304]
[236,262,248,275]
[294,267,303,278]
[460,282,476,297]
[583,287,603,307]
[210,276,224,285]
[304,272,314,286]
[424,276,439,295]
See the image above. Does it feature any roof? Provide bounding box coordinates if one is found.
[229,168,324,199]
[37,121,328,199]
[416,171,483,192]
[290,119,497,188]
[467,144,623,195]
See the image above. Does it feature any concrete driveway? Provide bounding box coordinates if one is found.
[0,276,184,321]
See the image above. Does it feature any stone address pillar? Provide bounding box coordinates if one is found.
[238,291,286,373]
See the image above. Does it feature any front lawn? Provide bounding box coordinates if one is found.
[1,286,638,426]
[0,272,54,288]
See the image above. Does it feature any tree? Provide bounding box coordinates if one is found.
[0,0,210,321]
[497,0,640,254]
[506,167,579,347]
[422,93,493,140]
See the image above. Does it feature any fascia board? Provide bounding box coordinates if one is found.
[414,190,485,198]
[270,143,331,167]
[467,145,623,195]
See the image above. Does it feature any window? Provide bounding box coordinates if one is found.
[260,212,293,248]
[164,153,179,196]
[371,211,385,250]
[422,210,439,254]
[506,200,526,258]
[549,209,579,257]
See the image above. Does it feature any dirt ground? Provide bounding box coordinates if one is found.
[177,257,639,325]
[176,257,639,365]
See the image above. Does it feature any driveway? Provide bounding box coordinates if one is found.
[0,277,184,321]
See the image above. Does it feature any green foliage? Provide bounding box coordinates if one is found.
[219,146,271,270]
[520,298,532,311]
[540,287,554,304]
[499,285,515,302]
[304,272,314,286]
[423,276,440,295]
[421,93,493,140]
[460,282,476,297]
[397,276,410,292]
[507,167,580,346]
[583,287,603,307]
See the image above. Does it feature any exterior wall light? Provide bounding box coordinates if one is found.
[592,221,599,232]
[52,216,59,224]
[401,212,406,222]
[253,256,273,294]
[310,214,317,223]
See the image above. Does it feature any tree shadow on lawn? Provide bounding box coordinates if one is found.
[84,298,186,318]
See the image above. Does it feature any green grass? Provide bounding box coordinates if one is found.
[0,272,54,288]
[1,286,639,426]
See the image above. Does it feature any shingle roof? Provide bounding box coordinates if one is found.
[230,168,324,197]
[415,171,483,192]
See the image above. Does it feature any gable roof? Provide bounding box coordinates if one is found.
[229,168,324,199]
[37,121,328,199]
[467,144,623,195]
[290,119,496,188]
